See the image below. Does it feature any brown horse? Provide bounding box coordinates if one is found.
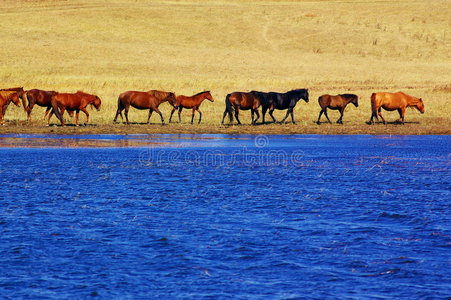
[0,91,21,124]
[50,91,102,125]
[221,92,261,125]
[114,90,177,124]
[169,91,214,124]
[369,92,425,124]
[1,87,25,103]
[317,94,359,124]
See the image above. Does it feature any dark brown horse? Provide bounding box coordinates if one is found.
[22,89,64,121]
[114,90,177,124]
[50,91,102,125]
[317,94,359,124]
[169,91,214,124]
[221,92,261,125]
[253,89,309,124]
[369,92,425,124]
[0,91,21,124]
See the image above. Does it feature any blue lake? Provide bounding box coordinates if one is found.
[0,135,449,299]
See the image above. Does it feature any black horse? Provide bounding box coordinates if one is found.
[253,89,309,124]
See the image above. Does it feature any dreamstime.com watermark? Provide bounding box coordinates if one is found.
[138,135,306,167]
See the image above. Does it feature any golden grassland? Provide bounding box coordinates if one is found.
[0,0,449,134]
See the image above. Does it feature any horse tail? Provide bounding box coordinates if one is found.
[370,93,379,120]
[22,91,28,112]
[225,93,234,122]
[117,95,124,111]
[370,93,377,112]
[51,95,63,124]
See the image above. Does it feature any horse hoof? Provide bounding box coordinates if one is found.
[316,121,321,125]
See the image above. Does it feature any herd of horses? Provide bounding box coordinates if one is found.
[0,87,425,126]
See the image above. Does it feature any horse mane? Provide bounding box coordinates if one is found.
[193,90,210,96]
[287,88,307,93]
[340,93,357,100]
[0,87,23,91]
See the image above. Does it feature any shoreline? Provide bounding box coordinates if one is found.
[0,122,449,136]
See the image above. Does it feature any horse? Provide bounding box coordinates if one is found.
[221,91,261,125]
[50,91,101,125]
[169,91,214,124]
[113,90,177,124]
[22,89,67,121]
[369,92,425,124]
[316,94,359,124]
[258,89,309,124]
[0,87,25,102]
[0,91,21,124]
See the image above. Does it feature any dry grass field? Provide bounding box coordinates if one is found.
[0,0,449,134]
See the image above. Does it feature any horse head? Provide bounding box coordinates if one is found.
[91,95,102,111]
[416,98,425,113]
[204,91,214,102]
[297,89,309,103]
[167,92,178,108]
[351,95,359,107]
[10,92,21,107]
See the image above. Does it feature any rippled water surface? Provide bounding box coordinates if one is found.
[0,135,449,299]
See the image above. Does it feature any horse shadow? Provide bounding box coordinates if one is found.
[366,121,420,125]
[48,123,98,127]
[113,121,167,125]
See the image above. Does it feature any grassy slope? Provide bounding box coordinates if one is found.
[0,0,449,134]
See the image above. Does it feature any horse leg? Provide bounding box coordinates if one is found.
[58,107,66,126]
[47,110,53,125]
[378,108,386,124]
[113,107,123,123]
[75,110,80,126]
[147,109,153,123]
[27,103,35,121]
[124,106,130,125]
[369,109,378,124]
[280,110,291,123]
[323,108,332,124]
[191,108,195,124]
[169,108,176,123]
[262,107,267,124]
[398,108,405,124]
[197,108,202,124]
[153,108,165,124]
[178,107,183,123]
[269,109,276,123]
[280,109,291,123]
[221,109,228,124]
[43,106,51,121]
[250,109,254,125]
[234,108,241,125]
[317,109,324,124]
[290,109,296,124]
[337,108,344,124]
[253,109,260,125]
[146,109,153,123]
[80,108,89,124]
